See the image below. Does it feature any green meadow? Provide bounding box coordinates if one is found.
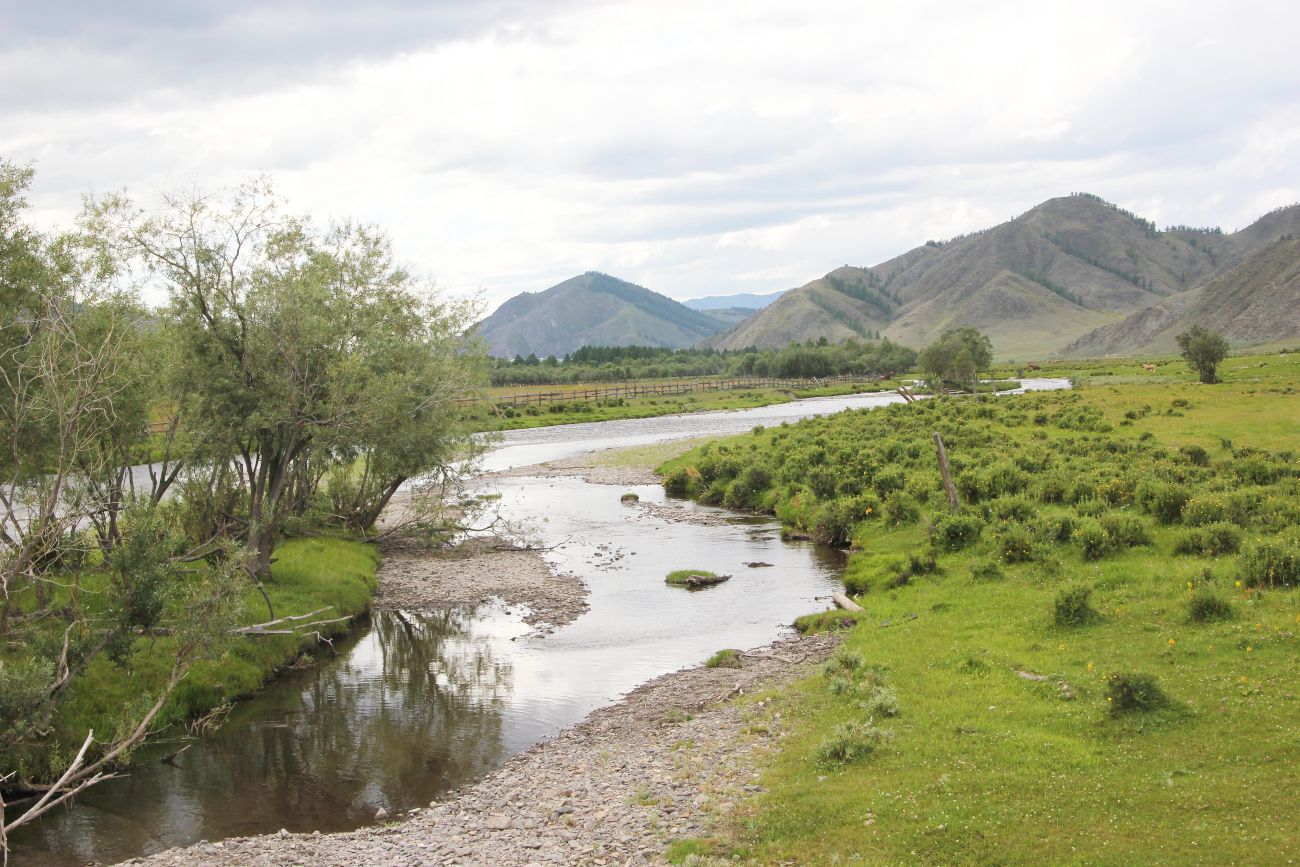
[661,351,1300,864]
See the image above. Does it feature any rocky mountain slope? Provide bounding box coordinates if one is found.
[711,195,1300,358]
[1062,236,1300,356]
[474,272,728,358]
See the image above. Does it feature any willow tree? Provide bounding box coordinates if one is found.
[86,180,484,576]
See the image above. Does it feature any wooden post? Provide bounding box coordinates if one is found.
[934,432,960,512]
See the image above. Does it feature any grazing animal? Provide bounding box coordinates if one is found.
[1142,363,1156,373]
[1026,363,1041,371]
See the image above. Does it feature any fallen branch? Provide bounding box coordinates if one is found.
[832,592,863,612]
[230,607,332,634]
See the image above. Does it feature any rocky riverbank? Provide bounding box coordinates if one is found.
[374,535,588,633]
[124,632,838,867]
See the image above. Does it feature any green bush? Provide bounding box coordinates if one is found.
[815,721,891,765]
[662,467,692,497]
[1172,523,1243,557]
[882,491,921,526]
[1105,673,1170,716]
[989,495,1035,522]
[1053,585,1099,626]
[1179,444,1211,467]
[1181,494,1230,527]
[1099,513,1151,548]
[1072,518,1111,561]
[929,509,985,551]
[1136,480,1192,524]
[970,558,1005,582]
[997,525,1037,563]
[1032,513,1075,544]
[1187,589,1233,623]
[705,648,743,669]
[1239,533,1300,587]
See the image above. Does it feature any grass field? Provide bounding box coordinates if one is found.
[659,350,1300,864]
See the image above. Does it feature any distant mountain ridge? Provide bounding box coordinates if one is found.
[684,290,786,310]
[474,272,728,358]
[710,195,1300,358]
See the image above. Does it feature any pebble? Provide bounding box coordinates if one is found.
[124,631,839,867]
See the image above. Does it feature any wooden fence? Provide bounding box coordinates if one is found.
[457,374,887,408]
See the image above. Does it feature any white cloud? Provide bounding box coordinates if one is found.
[3,0,1299,311]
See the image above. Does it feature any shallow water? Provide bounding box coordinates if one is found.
[12,381,1068,864]
[11,480,843,865]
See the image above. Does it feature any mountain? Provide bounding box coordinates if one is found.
[710,195,1300,359]
[698,306,760,329]
[474,272,729,358]
[1062,236,1300,357]
[684,290,787,310]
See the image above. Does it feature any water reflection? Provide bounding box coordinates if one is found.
[10,607,518,865]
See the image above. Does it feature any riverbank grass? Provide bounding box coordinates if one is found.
[660,350,1300,863]
[50,536,379,762]
[665,569,728,588]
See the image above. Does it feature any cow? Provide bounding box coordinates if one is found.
[1142,363,1156,373]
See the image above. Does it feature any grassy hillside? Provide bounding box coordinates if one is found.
[713,196,1300,359]
[1064,237,1300,357]
[659,352,1300,864]
[474,272,726,358]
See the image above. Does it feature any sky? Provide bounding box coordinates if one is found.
[3,0,1299,312]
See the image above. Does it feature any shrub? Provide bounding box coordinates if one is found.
[1181,494,1230,527]
[1074,497,1107,517]
[1053,585,1099,626]
[1136,480,1191,524]
[815,721,890,765]
[1106,673,1170,716]
[989,495,1035,522]
[705,648,743,669]
[662,467,691,497]
[882,491,921,526]
[1172,523,1243,557]
[1032,513,1075,544]
[1179,444,1211,467]
[929,510,985,551]
[1187,589,1233,623]
[997,525,1037,563]
[1239,533,1300,587]
[1033,470,1071,504]
[859,685,900,718]
[1099,513,1151,548]
[722,464,773,510]
[872,467,906,497]
[1073,518,1111,560]
[970,558,1005,582]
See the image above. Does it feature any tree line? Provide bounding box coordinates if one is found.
[490,338,918,385]
[0,163,484,833]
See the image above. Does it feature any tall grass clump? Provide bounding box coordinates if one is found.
[1105,673,1170,716]
[1053,585,1099,626]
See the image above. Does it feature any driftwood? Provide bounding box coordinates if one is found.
[832,592,864,612]
[231,607,349,637]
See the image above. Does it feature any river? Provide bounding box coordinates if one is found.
[10,380,1067,865]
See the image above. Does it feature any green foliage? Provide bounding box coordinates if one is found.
[1135,479,1192,524]
[665,568,720,585]
[1239,532,1300,587]
[1172,523,1243,556]
[969,558,1005,582]
[1187,589,1233,623]
[705,649,743,669]
[815,721,891,765]
[1105,673,1171,715]
[1176,325,1229,384]
[1053,585,1099,627]
[929,509,986,551]
[1072,517,1111,560]
[996,525,1038,563]
[919,327,994,390]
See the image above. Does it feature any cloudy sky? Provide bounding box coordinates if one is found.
[3,0,1299,310]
